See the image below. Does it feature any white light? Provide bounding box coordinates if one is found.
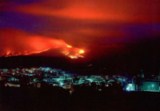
[125,83,135,91]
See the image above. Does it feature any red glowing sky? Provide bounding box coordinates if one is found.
[0,0,160,59]
[12,0,160,23]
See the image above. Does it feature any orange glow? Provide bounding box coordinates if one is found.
[67,45,72,48]
[62,44,85,59]
[6,50,11,56]
[79,49,85,54]
[0,29,85,59]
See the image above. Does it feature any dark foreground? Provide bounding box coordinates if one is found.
[0,88,160,111]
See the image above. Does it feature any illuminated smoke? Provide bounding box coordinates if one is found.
[0,29,85,59]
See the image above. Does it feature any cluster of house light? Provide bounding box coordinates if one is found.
[0,67,160,92]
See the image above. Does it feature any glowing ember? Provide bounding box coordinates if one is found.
[62,44,85,59]
[79,49,85,54]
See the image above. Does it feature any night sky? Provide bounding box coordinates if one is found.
[0,0,160,74]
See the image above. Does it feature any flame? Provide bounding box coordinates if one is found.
[79,49,85,54]
[62,44,85,59]
[0,30,85,59]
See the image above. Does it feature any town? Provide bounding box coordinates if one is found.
[0,67,160,93]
